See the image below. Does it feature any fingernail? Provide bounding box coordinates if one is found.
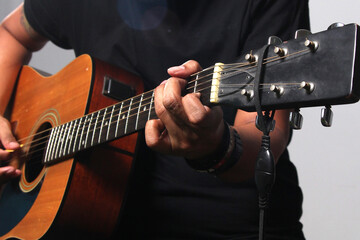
[8,142,19,148]
[168,65,185,74]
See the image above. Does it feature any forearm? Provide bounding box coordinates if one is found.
[0,24,32,114]
[219,110,290,182]
[0,3,47,115]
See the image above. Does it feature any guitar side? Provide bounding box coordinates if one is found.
[0,54,144,239]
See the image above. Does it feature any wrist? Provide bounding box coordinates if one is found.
[186,122,242,174]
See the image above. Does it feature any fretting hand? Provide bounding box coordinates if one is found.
[145,60,225,159]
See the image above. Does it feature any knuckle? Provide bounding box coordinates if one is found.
[188,113,206,125]
[163,93,180,112]
[183,94,206,125]
[185,60,201,72]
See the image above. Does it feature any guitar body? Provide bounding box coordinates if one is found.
[0,54,144,239]
[1,24,360,240]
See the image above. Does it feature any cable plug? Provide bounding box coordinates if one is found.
[255,135,275,209]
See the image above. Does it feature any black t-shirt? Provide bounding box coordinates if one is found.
[24,0,310,239]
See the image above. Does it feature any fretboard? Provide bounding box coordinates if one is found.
[42,68,214,165]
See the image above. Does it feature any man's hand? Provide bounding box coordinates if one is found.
[145,60,225,159]
[0,115,21,184]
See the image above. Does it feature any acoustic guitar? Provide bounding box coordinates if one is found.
[0,23,359,239]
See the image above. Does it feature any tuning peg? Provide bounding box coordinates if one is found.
[241,89,254,100]
[304,39,319,51]
[268,36,282,45]
[289,109,303,130]
[295,29,312,39]
[270,84,284,96]
[300,81,315,93]
[328,22,345,30]
[321,106,333,127]
[274,46,287,57]
[245,52,257,63]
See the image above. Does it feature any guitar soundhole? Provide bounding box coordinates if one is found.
[25,122,52,183]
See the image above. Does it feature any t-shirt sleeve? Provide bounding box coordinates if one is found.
[24,0,73,49]
[241,0,310,54]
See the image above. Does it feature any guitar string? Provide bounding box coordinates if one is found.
[15,47,310,147]
[9,80,303,165]
[9,79,306,167]
[17,77,303,157]
[16,47,310,148]
[7,82,307,165]
[4,48,312,164]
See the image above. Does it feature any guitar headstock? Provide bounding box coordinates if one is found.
[211,23,360,113]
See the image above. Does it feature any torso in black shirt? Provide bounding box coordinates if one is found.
[24,0,309,238]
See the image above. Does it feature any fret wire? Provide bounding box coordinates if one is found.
[67,119,77,155]
[115,102,124,137]
[135,93,144,130]
[85,113,95,148]
[193,73,199,93]
[62,121,73,156]
[58,123,68,158]
[106,105,116,141]
[98,108,108,143]
[73,117,83,153]
[124,98,133,134]
[78,115,89,151]
[53,124,64,159]
[48,126,58,161]
[148,91,154,121]
[44,128,55,163]
[91,111,101,146]
[51,125,61,160]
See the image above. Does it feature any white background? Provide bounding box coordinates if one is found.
[2,1,360,239]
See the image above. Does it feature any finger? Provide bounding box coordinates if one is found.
[0,166,21,184]
[182,92,208,125]
[167,60,202,78]
[0,150,11,160]
[145,119,172,154]
[161,77,188,124]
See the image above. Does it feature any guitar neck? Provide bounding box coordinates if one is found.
[42,70,214,165]
[43,23,360,165]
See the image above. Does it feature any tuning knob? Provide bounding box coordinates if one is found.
[295,29,311,39]
[321,106,333,127]
[268,36,282,45]
[328,22,345,30]
[289,109,303,130]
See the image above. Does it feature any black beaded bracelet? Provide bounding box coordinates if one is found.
[185,122,242,174]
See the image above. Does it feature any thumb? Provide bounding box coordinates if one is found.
[0,117,19,150]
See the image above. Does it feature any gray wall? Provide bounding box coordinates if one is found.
[1,1,360,239]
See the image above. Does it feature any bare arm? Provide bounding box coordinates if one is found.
[0,3,48,183]
[219,109,290,182]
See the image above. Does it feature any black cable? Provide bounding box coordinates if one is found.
[252,45,276,240]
